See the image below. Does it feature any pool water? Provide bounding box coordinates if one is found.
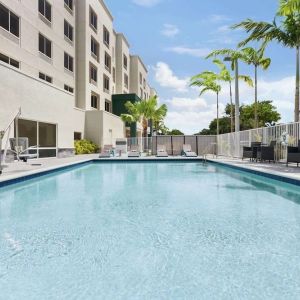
[1,162,300,299]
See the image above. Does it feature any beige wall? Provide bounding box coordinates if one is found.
[0,63,85,149]
[129,55,148,99]
[85,110,125,147]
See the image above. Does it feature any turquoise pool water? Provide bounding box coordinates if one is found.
[1,162,300,299]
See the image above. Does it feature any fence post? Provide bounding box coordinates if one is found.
[196,136,198,156]
[171,136,173,156]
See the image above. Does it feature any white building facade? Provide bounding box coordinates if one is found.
[0,0,156,157]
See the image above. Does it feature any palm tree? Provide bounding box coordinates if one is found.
[232,1,300,122]
[190,73,221,135]
[240,47,271,128]
[212,59,253,132]
[121,96,167,137]
[206,49,251,132]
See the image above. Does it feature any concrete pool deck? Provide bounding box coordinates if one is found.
[1,154,300,186]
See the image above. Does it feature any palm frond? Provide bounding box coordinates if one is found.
[238,75,254,87]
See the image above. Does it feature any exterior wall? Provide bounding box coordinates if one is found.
[76,0,115,111]
[115,33,130,94]
[129,55,148,99]
[0,63,85,150]
[85,110,124,147]
[0,0,76,96]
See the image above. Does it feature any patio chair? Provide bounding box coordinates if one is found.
[257,141,276,162]
[99,145,113,158]
[156,145,168,157]
[242,142,261,161]
[182,144,197,157]
[287,140,300,167]
[128,144,141,158]
[9,137,38,162]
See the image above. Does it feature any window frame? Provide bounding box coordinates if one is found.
[103,75,110,93]
[90,63,98,83]
[39,72,52,83]
[64,20,73,42]
[105,100,111,113]
[123,54,128,70]
[64,52,74,72]
[91,36,99,61]
[103,26,110,47]
[39,33,52,58]
[104,51,111,73]
[64,84,74,93]
[64,0,73,12]
[0,3,20,38]
[89,7,97,31]
[38,0,52,23]
[0,52,20,69]
[91,94,99,109]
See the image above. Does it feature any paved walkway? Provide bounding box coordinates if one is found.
[208,156,300,182]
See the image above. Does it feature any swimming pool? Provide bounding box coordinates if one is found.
[1,161,300,299]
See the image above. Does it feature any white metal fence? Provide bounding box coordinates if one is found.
[217,122,300,161]
[111,136,217,157]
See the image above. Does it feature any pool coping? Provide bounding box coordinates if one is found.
[0,156,300,188]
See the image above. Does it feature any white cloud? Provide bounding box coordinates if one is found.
[153,62,189,92]
[217,25,230,32]
[132,0,161,7]
[166,46,211,58]
[209,14,231,23]
[167,97,208,111]
[161,24,179,37]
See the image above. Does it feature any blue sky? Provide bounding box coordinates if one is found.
[106,0,296,134]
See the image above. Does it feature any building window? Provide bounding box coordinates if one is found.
[123,54,128,70]
[39,34,52,58]
[91,37,99,60]
[124,73,128,89]
[64,20,73,41]
[64,84,74,93]
[74,132,82,140]
[0,4,19,37]
[91,94,99,109]
[139,72,142,85]
[140,88,143,98]
[104,52,111,73]
[105,100,111,112]
[113,67,116,83]
[89,7,97,31]
[103,75,110,93]
[103,26,110,47]
[90,64,97,82]
[0,52,19,68]
[64,0,73,11]
[39,72,52,83]
[38,0,51,22]
[143,78,146,89]
[64,52,73,72]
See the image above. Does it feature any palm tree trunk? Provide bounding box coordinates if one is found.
[254,65,258,128]
[217,92,219,135]
[229,81,233,132]
[234,59,240,132]
[295,46,300,123]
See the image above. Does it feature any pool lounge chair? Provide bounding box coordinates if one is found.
[156,145,168,157]
[182,144,197,157]
[287,140,300,167]
[9,137,37,162]
[99,145,113,158]
[128,145,141,157]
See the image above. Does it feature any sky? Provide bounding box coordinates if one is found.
[106,0,296,134]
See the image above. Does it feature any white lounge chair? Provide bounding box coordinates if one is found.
[128,145,141,157]
[156,145,168,157]
[9,138,38,162]
[99,145,113,158]
[182,144,197,157]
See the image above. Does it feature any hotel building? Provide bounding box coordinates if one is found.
[0,0,156,157]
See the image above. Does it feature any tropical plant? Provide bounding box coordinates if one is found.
[121,96,167,137]
[232,0,300,122]
[206,49,253,132]
[211,59,253,132]
[167,129,184,135]
[190,73,221,135]
[74,139,99,155]
[240,46,271,128]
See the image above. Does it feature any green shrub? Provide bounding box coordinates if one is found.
[74,139,99,155]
